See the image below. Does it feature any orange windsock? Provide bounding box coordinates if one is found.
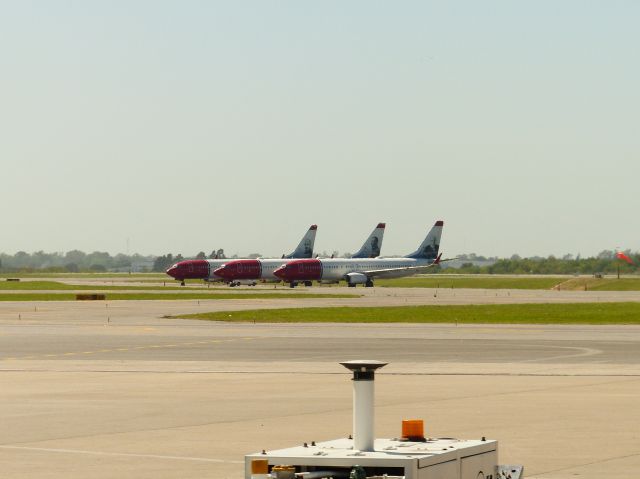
[616,251,634,265]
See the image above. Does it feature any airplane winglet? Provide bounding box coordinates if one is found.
[435,253,442,264]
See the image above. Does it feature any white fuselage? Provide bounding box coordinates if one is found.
[256,259,290,281]
[205,259,227,280]
[206,259,297,281]
[318,257,432,280]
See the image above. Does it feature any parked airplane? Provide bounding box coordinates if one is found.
[164,225,317,285]
[273,220,443,287]
[214,223,387,286]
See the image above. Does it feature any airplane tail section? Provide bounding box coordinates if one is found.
[284,225,317,259]
[405,220,443,260]
[352,223,385,258]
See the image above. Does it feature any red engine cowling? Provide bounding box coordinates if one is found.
[214,259,262,280]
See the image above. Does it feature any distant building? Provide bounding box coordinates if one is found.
[131,260,155,272]
[441,259,497,270]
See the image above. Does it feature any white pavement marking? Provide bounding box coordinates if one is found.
[0,445,243,464]
[519,345,603,363]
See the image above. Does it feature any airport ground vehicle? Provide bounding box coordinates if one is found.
[228,279,257,287]
[245,360,523,479]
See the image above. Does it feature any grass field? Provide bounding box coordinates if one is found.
[0,281,223,291]
[3,274,640,292]
[176,303,640,325]
[376,276,563,289]
[0,273,166,279]
[556,277,640,291]
[0,292,357,301]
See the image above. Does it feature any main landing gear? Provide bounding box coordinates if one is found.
[365,279,374,288]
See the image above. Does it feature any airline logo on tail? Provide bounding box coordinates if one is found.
[283,225,317,259]
[352,223,385,258]
[405,221,443,260]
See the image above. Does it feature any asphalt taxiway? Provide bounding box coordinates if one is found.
[1,289,639,478]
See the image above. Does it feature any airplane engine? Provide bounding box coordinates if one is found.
[345,272,369,285]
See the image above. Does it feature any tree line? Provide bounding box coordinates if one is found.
[446,250,639,275]
[0,249,637,275]
[0,249,230,273]
[0,250,156,273]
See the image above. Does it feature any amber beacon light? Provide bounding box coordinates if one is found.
[402,419,425,442]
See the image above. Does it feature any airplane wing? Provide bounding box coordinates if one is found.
[361,262,439,279]
[361,255,456,280]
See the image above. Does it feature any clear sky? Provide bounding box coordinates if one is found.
[1,1,638,258]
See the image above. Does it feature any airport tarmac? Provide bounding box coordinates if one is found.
[1,292,639,478]
[2,285,640,317]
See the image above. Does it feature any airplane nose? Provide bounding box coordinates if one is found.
[273,265,287,280]
[166,265,178,279]
[213,264,230,279]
